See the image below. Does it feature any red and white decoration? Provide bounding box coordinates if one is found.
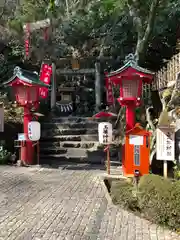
[39,63,52,98]
[56,102,73,113]
[105,73,114,105]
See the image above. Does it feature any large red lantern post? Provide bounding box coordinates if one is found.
[105,56,154,177]
[4,67,49,165]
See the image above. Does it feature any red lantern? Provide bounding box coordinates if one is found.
[3,67,49,166]
[120,78,141,100]
[106,60,154,131]
[14,85,39,107]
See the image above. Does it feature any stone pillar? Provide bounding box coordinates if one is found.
[51,62,56,110]
[95,62,101,112]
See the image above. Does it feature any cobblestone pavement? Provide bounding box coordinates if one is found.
[0,165,179,240]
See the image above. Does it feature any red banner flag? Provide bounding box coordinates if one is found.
[39,63,52,98]
[105,74,114,105]
[24,23,30,59]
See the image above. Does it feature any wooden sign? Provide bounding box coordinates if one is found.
[98,122,112,144]
[156,127,175,161]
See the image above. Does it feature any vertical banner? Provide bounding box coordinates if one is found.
[24,23,30,59]
[105,74,114,105]
[39,63,52,98]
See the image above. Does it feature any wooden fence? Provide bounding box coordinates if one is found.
[152,52,180,90]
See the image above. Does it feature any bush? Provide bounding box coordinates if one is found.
[110,174,180,231]
[0,149,11,165]
[138,175,176,227]
[110,179,139,211]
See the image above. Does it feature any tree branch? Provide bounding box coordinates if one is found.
[127,0,160,64]
[142,0,160,49]
[127,0,143,39]
[0,0,7,20]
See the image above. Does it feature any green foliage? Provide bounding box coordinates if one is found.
[173,164,180,180]
[1,0,180,70]
[138,174,180,230]
[0,141,11,165]
[110,174,180,231]
[110,179,139,211]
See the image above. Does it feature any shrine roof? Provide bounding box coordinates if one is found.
[106,60,154,77]
[3,67,49,87]
[126,123,151,135]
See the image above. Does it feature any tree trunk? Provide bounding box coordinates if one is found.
[128,0,160,65]
[95,62,101,112]
[51,62,56,111]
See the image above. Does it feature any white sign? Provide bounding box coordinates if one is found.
[156,127,175,161]
[18,133,26,141]
[129,135,143,145]
[28,121,41,141]
[98,122,112,144]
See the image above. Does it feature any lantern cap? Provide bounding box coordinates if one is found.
[2,66,50,87]
[105,54,154,85]
[106,60,154,77]
[91,111,117,119]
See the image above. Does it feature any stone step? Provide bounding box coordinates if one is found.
[41,122,98,130]
[40,147,104,156]
[50,117,102,123]
[40,153,105,164]
[41,128,97,138]
[40,134,98,142]
[40,141,99,149]
[110,161,121,167]
[40,147,68,154]
[109,166,123,175]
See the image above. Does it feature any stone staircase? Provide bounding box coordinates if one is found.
[39,117,121,167]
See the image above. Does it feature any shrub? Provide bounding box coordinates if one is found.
[110,174,180,231]
[110,179,139,211]
[138,175,180,231]
[138,175,174,226]
[0,149,11,165]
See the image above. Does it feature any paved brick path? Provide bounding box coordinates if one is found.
[0,166,179,240]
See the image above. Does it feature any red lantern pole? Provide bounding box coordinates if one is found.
[126,103,136,131]
[23,106,33,165]
[20,141,26,164]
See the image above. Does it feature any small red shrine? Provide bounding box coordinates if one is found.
[122,123,151,177]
